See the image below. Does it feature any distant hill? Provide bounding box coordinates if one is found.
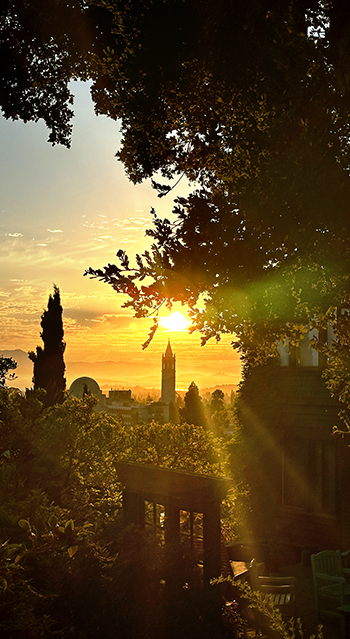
[201,383,237,396]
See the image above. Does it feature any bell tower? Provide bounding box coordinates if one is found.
[161,340,176,405]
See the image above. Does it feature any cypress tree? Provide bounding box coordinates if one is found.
[29,285,66,405]
[180,381,207,428]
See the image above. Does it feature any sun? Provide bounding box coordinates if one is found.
[159,311,191,332]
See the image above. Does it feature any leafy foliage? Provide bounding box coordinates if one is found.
[0,386,248,637]
[215,577,324,639]
[0,356,17,387]
[322,312,350,435]
[119,419,224,472]
[86,190,350,365]
[0,388,121,532]
[0,0,101,146]
[3,3,350,310]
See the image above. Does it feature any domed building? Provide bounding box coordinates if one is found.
[70,376,105,407]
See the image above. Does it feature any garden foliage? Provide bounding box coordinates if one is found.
[0,387,244,638]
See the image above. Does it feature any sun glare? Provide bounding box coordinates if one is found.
[159,311,191,332]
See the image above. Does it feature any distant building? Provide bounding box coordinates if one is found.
[108,389,133,404]
[105,403,136,426]
[240,324,350,564]
[69,376,105,409]
[136,401,170,424]
[69,341,178,425]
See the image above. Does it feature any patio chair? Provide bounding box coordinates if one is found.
[311,550,350,621]
[248,558,297,620]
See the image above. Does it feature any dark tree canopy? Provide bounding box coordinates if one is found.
[0,0,117,144]
[4,1,350,363]
[29,285,66,405]
[77,1,350,360]
[180,382,207,429]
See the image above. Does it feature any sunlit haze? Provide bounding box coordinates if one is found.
[0,81,241,392]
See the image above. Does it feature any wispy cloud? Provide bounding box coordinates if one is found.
[112,216,150,229]
[6,232,23,237]
[47,229,63,233]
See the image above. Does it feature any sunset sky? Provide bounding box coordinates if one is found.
[0,81,241,391]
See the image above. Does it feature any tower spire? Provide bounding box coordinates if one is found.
[161,340,176,405]
[164,338,173,357]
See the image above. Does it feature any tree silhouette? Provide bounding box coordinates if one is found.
[180,382,207,428]
[210,389,225,414]
[3,1,350,353]
[0,0,95,146]
[0,356,17,387]
[29,285,66,405]
[78,2,350,370]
